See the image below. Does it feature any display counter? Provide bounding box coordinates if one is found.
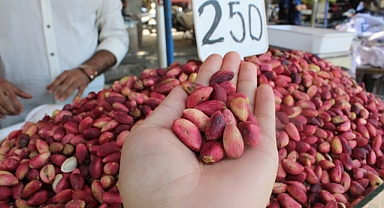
[356,65,384,99]
[355,183,384,207]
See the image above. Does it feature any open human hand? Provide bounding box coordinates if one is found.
[46,68,90,102]
[119,51,278,208]
[0,77,32,118]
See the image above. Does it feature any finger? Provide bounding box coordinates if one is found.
[236,62,257,112]
[254,84,276,145]
[63,82,80,101]
[143,86,188,128]
[0,101,19,115]
[8,89,25,113]
[194,54,223,86]
[55,80,76,101]
[198,82,277,208]
[0,93,21,115]
[46,73,67,94]
[14,89,33,99]
[217,84,277,208]
[12,86,32,112]
[0,104,10,116]
[75,86,85,101]
[220,51,241,86]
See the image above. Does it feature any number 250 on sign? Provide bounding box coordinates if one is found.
[192,0,269,61]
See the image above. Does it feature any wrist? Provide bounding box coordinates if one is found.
[78,64,98,81]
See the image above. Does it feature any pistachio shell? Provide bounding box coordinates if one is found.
[61,156,77,173]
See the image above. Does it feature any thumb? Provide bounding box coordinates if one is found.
[143,86,188,128]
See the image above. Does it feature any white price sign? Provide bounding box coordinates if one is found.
[192,0,269,61]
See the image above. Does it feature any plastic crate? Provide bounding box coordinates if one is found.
[267,25,355,55]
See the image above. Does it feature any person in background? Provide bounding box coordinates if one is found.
[288,0,307,25]
[278,0,289,24]
[119,51,278,207]
[279,0,307,25]
[0,0,129,128]
[356,0,380,13]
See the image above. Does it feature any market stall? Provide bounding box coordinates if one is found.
[336,12,384,96]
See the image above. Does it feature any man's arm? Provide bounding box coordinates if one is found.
[77,50,117,81]
[46,0,128,102]
[96,0,129,69]
[78,0,128,82]
[295,4,307,11]
[45,50,116,102]
[295,0,307,11]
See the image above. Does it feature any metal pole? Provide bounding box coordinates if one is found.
[265,0,270,22]
[323,0,329,28]
[164,0,174,66]
[156,0,168,68]
[310,0,318,27]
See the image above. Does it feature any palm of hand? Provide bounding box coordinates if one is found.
[119,52,278,208]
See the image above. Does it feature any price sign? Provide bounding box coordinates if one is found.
[192,0,269,61]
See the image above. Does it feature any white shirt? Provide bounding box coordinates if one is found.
[0,0,129,127]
